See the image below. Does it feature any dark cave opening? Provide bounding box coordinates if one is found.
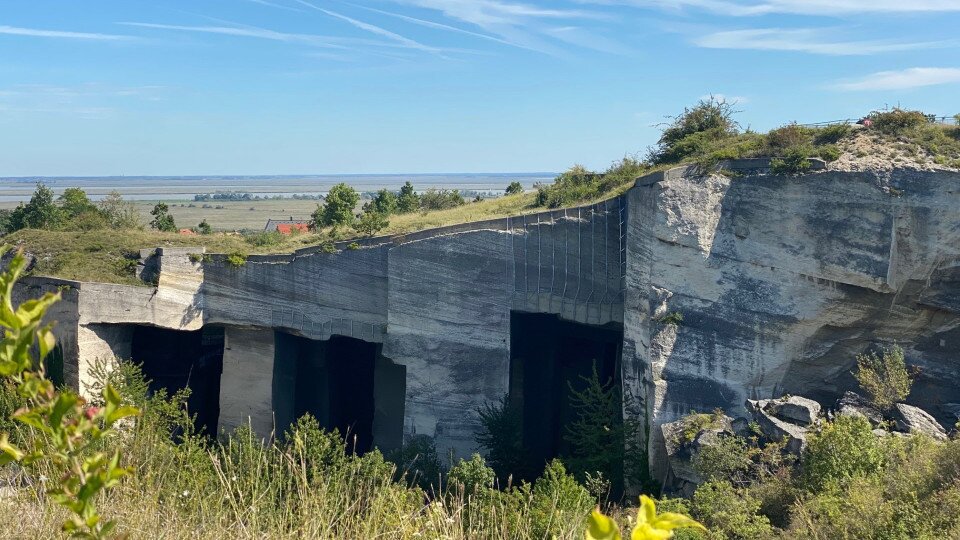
[273,332,405,454]
[130,325,224,437]
[509,312,623,479]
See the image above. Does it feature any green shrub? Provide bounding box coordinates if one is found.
[690,480,773,540]
[195,219,212,235]
[871,108,929,135]
[766,124,812,153]
[244,230,283,247]
[355,210,389,237]
[363,188,398,216]
[770,146,812,175]
[448,453,496,495]
[67,209,110,231]
[813,123,852,145]
[314,183,359,227]
[505,181,524,195]
[818,144,841,162]
[476,395,525,483]
[656,311,684,326]
[651,97,739,164]
[420,188,465,210]
[387,434,445,492]
[854,344,912,411]
[150,202,177,232]
[802,414,885,493]
[319,241,337,253]
[524,459,594,540]
[226,252,247,267]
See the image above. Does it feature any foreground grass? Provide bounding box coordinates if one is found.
[0,363,597,539]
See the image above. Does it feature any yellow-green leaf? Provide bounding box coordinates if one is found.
[586,509,621,540]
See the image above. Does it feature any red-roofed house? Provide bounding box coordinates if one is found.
[264,218,311,235]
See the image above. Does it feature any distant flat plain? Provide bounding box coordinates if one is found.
[0,173,554,231]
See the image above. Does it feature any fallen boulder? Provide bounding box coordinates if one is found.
[767,395,821,426]
[835,391,884,427]
[746,399,809,455]
[891,403,948,441]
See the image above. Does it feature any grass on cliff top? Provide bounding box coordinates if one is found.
[9,105,958,285]
[4,192,548,284]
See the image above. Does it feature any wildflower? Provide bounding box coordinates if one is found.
[585,496,705,540]
[181,490,190,498]
[38,475,48,483]
[84,406,99,420]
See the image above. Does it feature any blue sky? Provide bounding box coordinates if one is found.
[1,0,958,176]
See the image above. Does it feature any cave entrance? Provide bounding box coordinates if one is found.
[509,312,623,480]
[273,333,405,454]
[131,325,224,437]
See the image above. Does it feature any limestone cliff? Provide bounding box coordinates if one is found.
[12,162,960,482]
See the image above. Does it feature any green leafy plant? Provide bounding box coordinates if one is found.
[355,210,389,237]
[802,414,885,493]
[226,252,248,267]
[770,146,812,175]
[870,109,929,135]
[195,219,212,235]
[0,247,139,538]
[448,453,496,495]
[656,311,684,326]
[854,344,912,411]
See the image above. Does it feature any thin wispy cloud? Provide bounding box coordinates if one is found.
[351,4,518,49]
[584,0,960,16]
[293,0,441,53]
[397,0,599,28]
[0,24,131,41]
[119,21,366,50]
[243,0,304,12]
[833,67,960,91]
[391,0,613,56]
[695,28,954,55]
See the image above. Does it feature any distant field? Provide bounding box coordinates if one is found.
[135,199,321,231]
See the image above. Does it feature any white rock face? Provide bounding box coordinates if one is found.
[626,165,960,478]
[14,164,960,476]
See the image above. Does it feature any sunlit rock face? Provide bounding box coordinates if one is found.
[13,164,960,478]
[624,165,960,478]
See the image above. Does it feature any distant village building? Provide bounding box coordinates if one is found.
[264,218,310,235]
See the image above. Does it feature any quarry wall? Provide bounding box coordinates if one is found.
[14,163,960,480]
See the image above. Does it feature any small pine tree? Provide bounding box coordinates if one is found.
[196,219,212,235]
[396,181,420,213]
[854,344,912,411]
[475,395,524,483]
[363,189,398,216]
[505,181,524,195]
[150,202,177,232]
